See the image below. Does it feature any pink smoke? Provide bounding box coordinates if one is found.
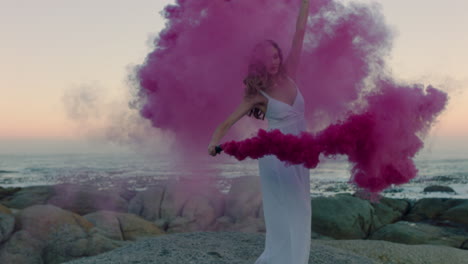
[220,84,448,196]
[130,0,449,195]
[131,0,394,156]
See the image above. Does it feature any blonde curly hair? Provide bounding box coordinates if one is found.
[243,40,286,120]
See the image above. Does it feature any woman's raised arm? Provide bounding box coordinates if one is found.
[284,0,310,79]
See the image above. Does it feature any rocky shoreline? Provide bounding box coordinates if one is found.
[1,176,468,263]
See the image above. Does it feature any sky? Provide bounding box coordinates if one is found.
[0,0,467,156]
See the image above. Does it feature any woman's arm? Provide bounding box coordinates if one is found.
[284,0,310,79]
[208,97,258,156]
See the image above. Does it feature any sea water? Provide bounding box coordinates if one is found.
[0,153,467,200]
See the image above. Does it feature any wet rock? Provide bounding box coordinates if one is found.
[0,212,14,243]
[0,186,55,209]
[369,221,468,248]
[404,198,464,222]
[311,193,374,239]
[370,197,409,232]
[439,201,468,226]
[423,185,455,193]
[0,186,21,200]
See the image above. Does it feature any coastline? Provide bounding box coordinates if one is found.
[1,176,468,263]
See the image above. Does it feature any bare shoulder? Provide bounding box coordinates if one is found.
[244,92,267,105]
[222,93,266,128]
[246,92,267,113]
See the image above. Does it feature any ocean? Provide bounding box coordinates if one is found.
[0,153,467,200]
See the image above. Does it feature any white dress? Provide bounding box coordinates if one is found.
[255,76,311,264]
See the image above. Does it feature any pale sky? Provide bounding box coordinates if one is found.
[0,0,467,156]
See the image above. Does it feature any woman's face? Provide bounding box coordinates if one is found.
[263,44,281,76]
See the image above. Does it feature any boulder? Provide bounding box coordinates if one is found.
[439,201,468,226]
[84,210,164,241]
[0,212,14,243]
[167,216,197,233]
[225,176,262,222]
[311,193,374,239]
[404,198,464,222]
[369,221,468,248]
[14,204,123,264]
[0,186,21,200]
[370,197,409,232]
[179,193,224,231]
[0,203,12,214]
[211,216,236,232]
[47,184,128,215]
[226,216,265,233]
[423,185,456,193]
[128,186,165,221]
[159,179,224,223]
[0,230,43,264]
[17,204,93,240]
[0,186,55,209]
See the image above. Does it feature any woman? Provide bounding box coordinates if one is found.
[208,0,311,263]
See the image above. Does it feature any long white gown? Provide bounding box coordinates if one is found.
[255,76,311,264]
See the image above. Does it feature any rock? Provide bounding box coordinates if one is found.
[0,186,21,200]
[84,211,164,241]
[404,198,464,222]
[439,201,468,226]
[167,216,197,233]
[321,239,468,264]
[83,211,123,240]
[225,176,262,221]
[423,185,456,193]
[0,186,55,209]
[370,197,409,232]
[42,227,123,264]
[17,204,93,240]
[116,212,164,240]
[15,204,123,264]
[211,216,236,231]
[63,231,377,264]
[0,212,15,243]
[47,184,128,215]
[178,193,223,231]
[130,179,225,233]
[369,221,468,248]
[227,216,265,233]
[0,230,43,264]
[311,231,334,240]
[311,193,374,239]
[159,179,224,224]
[128,186,165,221]
[0,204,12,214]
[154,218,169,230]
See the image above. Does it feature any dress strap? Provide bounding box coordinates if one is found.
[286,75,298,88]
[257,89,270,98]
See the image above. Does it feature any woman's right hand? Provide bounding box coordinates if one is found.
[208,143,219,156]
